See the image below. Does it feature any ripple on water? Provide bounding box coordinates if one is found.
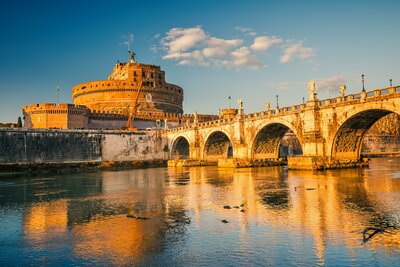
[0,159,400,266]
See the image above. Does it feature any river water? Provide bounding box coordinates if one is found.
[0,158,399,266]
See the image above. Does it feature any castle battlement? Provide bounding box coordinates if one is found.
[23,103,89,114]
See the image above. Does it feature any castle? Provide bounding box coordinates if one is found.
[23,52,217,129]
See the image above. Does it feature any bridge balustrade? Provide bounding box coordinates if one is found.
[166,85,400,134]
[380,88,390,95]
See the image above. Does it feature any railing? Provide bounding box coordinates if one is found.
[166,85,400,133]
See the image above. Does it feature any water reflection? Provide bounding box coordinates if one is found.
[0,158,399,265]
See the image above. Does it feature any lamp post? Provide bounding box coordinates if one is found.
[361,74,365,92]
[302,97,305,104]
[276,94,279,108]
[390,78,393,87]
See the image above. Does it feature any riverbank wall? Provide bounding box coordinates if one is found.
[0,129,168,171]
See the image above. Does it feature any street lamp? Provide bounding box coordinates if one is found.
[361,74,365,92]
[276,94,279,108]
[390,78,393,87]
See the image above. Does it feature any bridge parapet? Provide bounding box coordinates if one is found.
[319,86,400,108]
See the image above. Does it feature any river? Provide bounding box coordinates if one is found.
[0,158,399,266]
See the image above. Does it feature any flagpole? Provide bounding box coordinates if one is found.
[57,85,60,106]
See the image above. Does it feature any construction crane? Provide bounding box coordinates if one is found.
[125,80,143,130]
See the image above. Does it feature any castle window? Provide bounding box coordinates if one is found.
[134,71,137,76]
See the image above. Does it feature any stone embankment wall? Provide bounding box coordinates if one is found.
[0,129,167,167]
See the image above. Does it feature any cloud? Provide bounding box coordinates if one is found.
[250,36,282,52]
[159,26,315,69]
[122,33,134,49]
[267,81,293,90]
[161,26,263,69]
[231,47,264,69]
[235,26,257,36]
[203,37,242,58]
[162,27,208,54]
[280,42,314,63]
[316,75,347,94]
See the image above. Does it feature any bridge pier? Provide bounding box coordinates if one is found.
[288,156,369,170]
[287,156,326,170]
[189,146,201,159]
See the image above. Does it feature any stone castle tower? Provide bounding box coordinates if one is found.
[72,51,183,115]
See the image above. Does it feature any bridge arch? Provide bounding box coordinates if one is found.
[203,130,233,160]
[330,105,399,160]
[170,136,190,159]
[251,122,303,160]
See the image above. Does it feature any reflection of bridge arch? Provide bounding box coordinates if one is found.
[203,130,233,160]
[252,122,303,160]
[171,136,190,159]
[331,106,399,160]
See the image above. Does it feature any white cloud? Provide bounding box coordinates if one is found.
[235,26,252,32]
[280,42,314,63]
[159,26,315,69]
[231,47,264,69]
[203,37,242,58]
[316,75,347,94]
[267,81,292,90]
[122,33,134,50]
[162,27,207,54]
[161,26,262,69]
[235,26,257,36]
[250,36,282,52]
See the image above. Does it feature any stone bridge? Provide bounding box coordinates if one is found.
[165,85,400,169]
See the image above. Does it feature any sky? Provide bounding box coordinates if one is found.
[1,0,399,122]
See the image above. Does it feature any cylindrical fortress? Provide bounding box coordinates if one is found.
[72,61,183,115]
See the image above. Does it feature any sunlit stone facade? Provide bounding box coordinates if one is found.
[22,55,218,130]
[72,60,183,115]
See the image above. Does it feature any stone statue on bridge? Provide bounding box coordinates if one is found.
[237,98,243,110]
[265,100,270,110]
[193,111,198,124]
[340,85,346,97]
[308,80,316,100]
[237,98,244,115]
